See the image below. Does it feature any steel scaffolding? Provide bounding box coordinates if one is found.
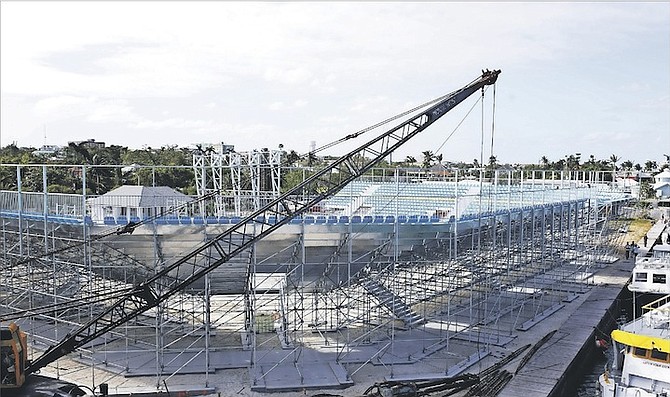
[0,164,632,392]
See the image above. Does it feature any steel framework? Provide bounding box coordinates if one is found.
[0,163,632,392]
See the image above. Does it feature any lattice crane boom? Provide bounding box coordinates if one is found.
[25,69,500,374]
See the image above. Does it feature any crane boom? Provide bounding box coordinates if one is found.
[25,69,500,374]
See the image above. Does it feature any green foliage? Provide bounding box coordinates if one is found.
[1,143,196,194]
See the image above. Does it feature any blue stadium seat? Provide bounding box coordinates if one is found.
[205,216,218,224]
[116,217,128,225]
[103,216,115,225]
[338,216,349,224]
[193,216,205,224]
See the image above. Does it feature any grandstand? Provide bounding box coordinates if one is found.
[0,164,633,392]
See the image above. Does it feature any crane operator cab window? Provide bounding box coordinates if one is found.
[1,325,26,388]
[1,343,17,385]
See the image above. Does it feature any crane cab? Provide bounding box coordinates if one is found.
[1,323,27,388]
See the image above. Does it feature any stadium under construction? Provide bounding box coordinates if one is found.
[0,70,639,396]
[0,158,633,394]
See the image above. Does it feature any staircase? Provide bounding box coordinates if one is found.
[361,276,424,328]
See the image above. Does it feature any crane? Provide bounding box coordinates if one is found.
[1,69,501,388]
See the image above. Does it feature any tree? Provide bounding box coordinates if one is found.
[421,150,437,169]
[539,156,550,169]
[609,154,619,171]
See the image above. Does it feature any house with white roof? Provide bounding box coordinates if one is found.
[86,185,192,222]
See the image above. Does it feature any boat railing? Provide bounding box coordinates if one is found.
[641,294,670,328]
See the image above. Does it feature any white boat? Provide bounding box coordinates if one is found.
[598,244,670,396]
[629,245,670,294]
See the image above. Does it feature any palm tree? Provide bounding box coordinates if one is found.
[609,154,619,171]
[644,160,657,172]
[540,156,550,169]
[609,154,619,183]
[422,150,436,169]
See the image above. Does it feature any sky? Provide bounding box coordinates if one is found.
[1,1,669,166]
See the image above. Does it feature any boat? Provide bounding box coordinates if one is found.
[598,244,670,396]
[629,244,670,294]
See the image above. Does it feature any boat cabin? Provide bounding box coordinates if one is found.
[630,245,670,294]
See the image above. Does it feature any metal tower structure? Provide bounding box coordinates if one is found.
[193,145,282,216]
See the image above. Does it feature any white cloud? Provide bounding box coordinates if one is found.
[269,99,308,111]
[133,118,218,131]
[33,96,138,124]
[263,67,313,85]
[1,2,668,163]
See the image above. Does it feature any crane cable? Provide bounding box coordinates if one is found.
[308,77,481,156]
[434,85,490,155]
[490,83,497,168]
